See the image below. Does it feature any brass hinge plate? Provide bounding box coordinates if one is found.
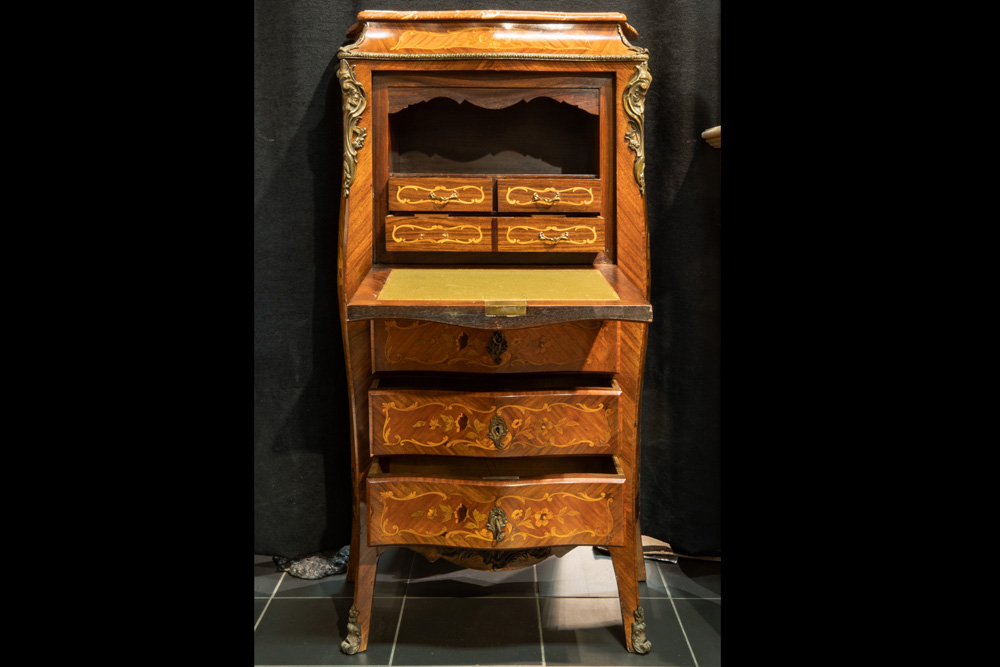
[485,300,526,316]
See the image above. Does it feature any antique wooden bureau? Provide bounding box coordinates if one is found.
[334,10,654,655]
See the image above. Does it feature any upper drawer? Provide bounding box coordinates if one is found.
[370,380,621,457]
[373,319,619,374]
[497,178,602,214]
[389,177,493,212]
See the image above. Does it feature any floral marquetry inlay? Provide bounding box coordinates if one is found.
[505,186,595,207]
[377,398,611,453]
[390,223,484,245]
[372,488,617,546]
[504,225,599,246]
[395,184,486,206]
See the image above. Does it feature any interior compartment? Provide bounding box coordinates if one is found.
[389,95,600,176]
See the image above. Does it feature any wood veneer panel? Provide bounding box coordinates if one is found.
[345,13,642,56]
[349,10,638,40]
[370,382,621,457]
[384,216,492,252]
[367,474,625,549]
[388,177,492,213]
[497,217,604,253]
[498,177,602,214]
[372,319,619,374]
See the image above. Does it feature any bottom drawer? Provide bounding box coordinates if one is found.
[367,456,625,549]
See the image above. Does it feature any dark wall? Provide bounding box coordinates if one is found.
[254,0,721,558]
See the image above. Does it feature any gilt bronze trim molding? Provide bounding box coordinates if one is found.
[623,62,651,196]
[337,60,367,197]
[618,25,649,57]
[339,605,362,654]
[631,606,652,654]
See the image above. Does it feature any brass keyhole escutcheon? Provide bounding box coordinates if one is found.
[488,414,508,449]
[487,505,508,542]
[487,330,507,365]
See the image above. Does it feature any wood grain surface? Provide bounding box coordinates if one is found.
[388,177,492,213]
[498,177,602,214]
[344,12,642,56]
[497,217,604,253]
[384,216,491,252]
[367,466,625,549]
[373,319,619,373]
[370,381,621,457]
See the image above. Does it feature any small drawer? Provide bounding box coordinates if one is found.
[497,178,602,214]
[497,217,604,252]
[385,216,492,252]
[389,177,493,212]
[366,456,625,549]
[370,379,620,457]
[373,319,619,374]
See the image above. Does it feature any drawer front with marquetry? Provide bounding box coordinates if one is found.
[385,216,492,252]
[497,178,602,214]
[497,216,604,253]
[367,467,625,549]
[370,383,621,457]
[373,319,619,374]
[388,177,493,213]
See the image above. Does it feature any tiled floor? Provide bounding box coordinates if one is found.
[255,546,721,666]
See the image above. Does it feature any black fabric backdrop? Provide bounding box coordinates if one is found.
[254,0,721,558]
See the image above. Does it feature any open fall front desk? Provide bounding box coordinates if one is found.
[346,265,651,327]
[334,9,656,657]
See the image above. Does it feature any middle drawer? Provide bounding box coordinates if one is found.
[370,378,621,457]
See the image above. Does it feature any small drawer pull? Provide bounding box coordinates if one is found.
[428,190,459,203]
[538,230,570,242]
[532,191,561,205]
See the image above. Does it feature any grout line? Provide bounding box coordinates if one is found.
[398,595,539,599]
[387,552,416,666]
[659,563,699,667]
[533,564,547,666]
[254,571,286,632]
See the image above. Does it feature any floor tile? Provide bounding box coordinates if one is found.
[276,546,414,598]
[254,596,401,665]
[673,598,721,666]
[255,554,284,597]
[535,546,670,598]
[254,598,269,626]
[539,597,696,666]
[660,559,721,598]
[391,597,543,665]
[405,551,536,597]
